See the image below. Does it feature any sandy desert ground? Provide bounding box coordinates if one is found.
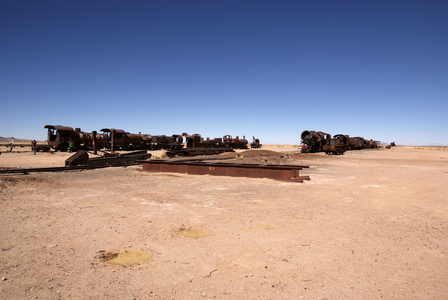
[1,146,447,299]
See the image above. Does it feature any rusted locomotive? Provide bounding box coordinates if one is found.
[166,133,249,157]
[150,134,184,150]
[250,136,262,148]
[181,133,248,149]
[100,129,150,151]
[222,135,248,149]
[323,134,349,155]
[348,137,366,150]
[300,130,329,153]
[300,130,379,155]
[45,125,102,151]
[100,128,183,151]
[366,139,380,149]
[44,125,254,154]
[44,125,183,152]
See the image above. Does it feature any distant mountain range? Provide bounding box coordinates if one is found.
[0,137,37,143]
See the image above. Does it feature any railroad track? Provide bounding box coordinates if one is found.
[0,162,140,175]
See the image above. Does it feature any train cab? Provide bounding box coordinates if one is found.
[100,128,127,150]
[44,125,78,151]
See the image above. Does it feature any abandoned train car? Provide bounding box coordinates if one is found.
[300,130,379,155]
[44,125,184,152]
[44,125,102,151]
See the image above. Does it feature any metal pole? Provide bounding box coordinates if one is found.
[110,130,115,154]
[92,131,97,155]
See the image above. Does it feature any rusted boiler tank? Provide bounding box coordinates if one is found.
[100,129,149,150]
[366,139,380,149]
[100,128,183,151]
[149,134,184,150]
[182,134,224,149]
[167,133,234,157]
[300,130,329,153]
[202,137,224,148]
[349,137,366,150]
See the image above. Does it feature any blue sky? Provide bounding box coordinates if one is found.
[1,0,447,145]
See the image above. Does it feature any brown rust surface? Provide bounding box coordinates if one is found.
[141,160,310,182]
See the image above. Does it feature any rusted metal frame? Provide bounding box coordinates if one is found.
[0,165,109,174]
[167,147,234,157]
[1,152,151,174]
[65,150,151,167]
[140,160,310,183]
[0,159,148,174]
[87,153,151,167]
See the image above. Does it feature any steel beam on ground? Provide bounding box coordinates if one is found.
[139,160,310,183]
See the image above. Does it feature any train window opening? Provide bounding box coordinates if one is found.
[49,129,57,141]
[186,137,194,148]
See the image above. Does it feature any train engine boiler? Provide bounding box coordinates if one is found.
[149,134,184,150]
[100,128,153,151]
[300,130,329,153]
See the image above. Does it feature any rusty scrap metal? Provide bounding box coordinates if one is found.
[250,136,262,149]
[323,134,348,155]
[222,135,248,149]
[65,150,151,167]
[0,150,152,174]
[301,130,381,154]
[300,131,329,153]
[0,165,109,174]
[140,160,310,183]
[167,147,234,157]
[0,152,152,174]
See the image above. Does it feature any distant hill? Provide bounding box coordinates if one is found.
[0,136,33,143]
